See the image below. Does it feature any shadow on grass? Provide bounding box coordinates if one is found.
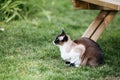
[98,34,120,77]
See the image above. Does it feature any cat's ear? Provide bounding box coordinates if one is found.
[61,29,66,35]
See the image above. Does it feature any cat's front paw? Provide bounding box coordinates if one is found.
[65,61,70,64]
[70,63,79,67]
[65,62,77,67]
[70,63,80,67]
[65,61,75,67]
[70,63,75,67]
[65,61,70,66]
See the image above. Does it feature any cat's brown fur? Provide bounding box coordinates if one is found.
[74,38,103,66]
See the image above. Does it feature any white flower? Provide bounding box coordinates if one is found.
[0,28,5,31]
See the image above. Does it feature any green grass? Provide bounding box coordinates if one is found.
[0,0,120,80]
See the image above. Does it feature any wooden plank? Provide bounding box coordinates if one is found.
[81,0,120,10]
[82,10,109,38]
[91,11,118,41]
[72,0,88,8]
[72,0,113,10]
[82,10,117,41]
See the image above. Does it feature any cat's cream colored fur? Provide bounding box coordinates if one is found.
[58,36,85,67]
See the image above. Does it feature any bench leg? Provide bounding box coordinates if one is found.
[82,10,117,42]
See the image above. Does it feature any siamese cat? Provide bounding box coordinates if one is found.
[53,30,103,67]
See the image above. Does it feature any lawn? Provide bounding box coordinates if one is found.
[0,0,120,80]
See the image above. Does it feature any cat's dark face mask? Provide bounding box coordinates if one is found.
[54,30,68,45]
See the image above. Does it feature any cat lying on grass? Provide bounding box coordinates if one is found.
[53,30,103,67]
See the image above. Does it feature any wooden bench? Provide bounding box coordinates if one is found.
[72,0,120,41]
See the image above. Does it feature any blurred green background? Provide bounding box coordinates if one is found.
[0,0,120,80]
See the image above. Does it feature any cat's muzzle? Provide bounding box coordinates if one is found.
[53,39,59,45]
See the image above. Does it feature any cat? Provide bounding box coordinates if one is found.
[53,30,103,67]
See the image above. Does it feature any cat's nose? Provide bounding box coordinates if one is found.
[54,40,57,44]
[54,39,59,44]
